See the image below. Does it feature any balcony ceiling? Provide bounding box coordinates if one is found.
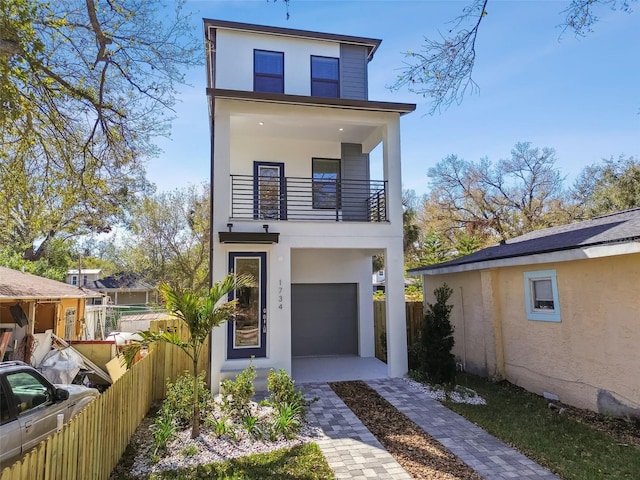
[230,113,379,145]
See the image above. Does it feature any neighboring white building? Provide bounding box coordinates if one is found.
[205,19,415,389]
[66,269,102,288]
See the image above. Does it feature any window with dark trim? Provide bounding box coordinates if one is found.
[312,158,340,209]
[311,56,339,98]
[254,50,284,93]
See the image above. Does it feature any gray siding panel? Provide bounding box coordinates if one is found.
[341,143,370,221]
[291,283,358,357]
[340,44,368,100]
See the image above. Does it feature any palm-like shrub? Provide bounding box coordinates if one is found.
[124,273,253,438]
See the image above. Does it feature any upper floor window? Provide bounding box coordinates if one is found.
[254,50,284,93]
[71,275,77,286]
[312,158,340,209]
[311,56,339,98]
[524,270,561,322]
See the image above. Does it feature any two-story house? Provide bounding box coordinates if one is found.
[66,269,102,288]
[205,19,415,389]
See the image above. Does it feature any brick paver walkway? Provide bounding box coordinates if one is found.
[303,382,412,479]
[302,378,560,480]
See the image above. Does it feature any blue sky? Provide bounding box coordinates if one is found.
[149,0,640,196]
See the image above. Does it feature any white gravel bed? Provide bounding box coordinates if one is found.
[127,401,323,478]
[402,377,487,405]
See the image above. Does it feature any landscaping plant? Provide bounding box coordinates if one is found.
[124,273,253,438]
[150,410,177,456]
[272,403,303,440]
[161,371,212,427]
[206,415,234,439]
[417,283,457,384]
[265,368,306,412]
[220,361,256,420]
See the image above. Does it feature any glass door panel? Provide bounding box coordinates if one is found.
[254,162,285,220]
[228,252,266,358]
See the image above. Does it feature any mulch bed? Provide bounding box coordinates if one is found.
[330,380,482,480]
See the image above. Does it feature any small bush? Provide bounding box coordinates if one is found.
[206,415,234,438]
[241,413,264,439]
[220,362,256,419]
[271,402,303,440]
[266,369,306,411]
[150,410,177,455]
[418,283,456,385]
[162,371,213,426]
[181,445,199,457]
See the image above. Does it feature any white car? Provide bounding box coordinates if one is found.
[0,361,99,470]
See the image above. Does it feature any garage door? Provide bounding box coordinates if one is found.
[291,283,358,357]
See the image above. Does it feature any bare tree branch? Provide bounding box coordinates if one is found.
[560,0,636,37]
[389,0,488,114]
[390,0,635,113]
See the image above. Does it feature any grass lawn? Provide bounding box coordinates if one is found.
[444,373,640,480]
[146,443,334,480]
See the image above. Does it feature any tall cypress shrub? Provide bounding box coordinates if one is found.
[420,283,456,384]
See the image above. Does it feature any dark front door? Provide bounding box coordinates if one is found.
[254,162,285,220]
[228,252,267,359]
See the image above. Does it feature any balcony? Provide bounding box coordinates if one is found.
[230,175,388,222]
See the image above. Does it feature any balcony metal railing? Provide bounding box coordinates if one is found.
[230,175,388,222]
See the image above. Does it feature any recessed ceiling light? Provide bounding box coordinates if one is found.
[258,122,264,126]
[338,128,344,131]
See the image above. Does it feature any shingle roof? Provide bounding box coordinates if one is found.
[409,208,640,274]
[92,273,154,290]
[0,267,101,299]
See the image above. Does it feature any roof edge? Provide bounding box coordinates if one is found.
[203,18,382,59]
[409,240,640,276]
[208,88,416,114]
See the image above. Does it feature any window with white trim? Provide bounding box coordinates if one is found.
[523,270,561,322]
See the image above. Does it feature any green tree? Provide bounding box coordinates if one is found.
[0,239,72,281]
[415,232,451,268]
[0,0,200,259]
[418,284,456,385]
[388,0,636,113]
[124,274,253,439]
[122,184,210,291]
[427,142,574,241]
[573,155,640,218]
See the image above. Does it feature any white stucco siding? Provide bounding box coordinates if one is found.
[209,244,381,390]
[231,135,340,177]
[210,244,292,383]
[215,30,339,95]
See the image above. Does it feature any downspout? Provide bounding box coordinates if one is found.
[459,286,466,370]
[206,23,217,389]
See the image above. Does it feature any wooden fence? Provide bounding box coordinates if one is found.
[0,318,209,480]
[373,301,423,362]
[149,317,210,399]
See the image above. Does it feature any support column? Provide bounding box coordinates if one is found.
[385,244,408,377]
[480,269,505,378]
